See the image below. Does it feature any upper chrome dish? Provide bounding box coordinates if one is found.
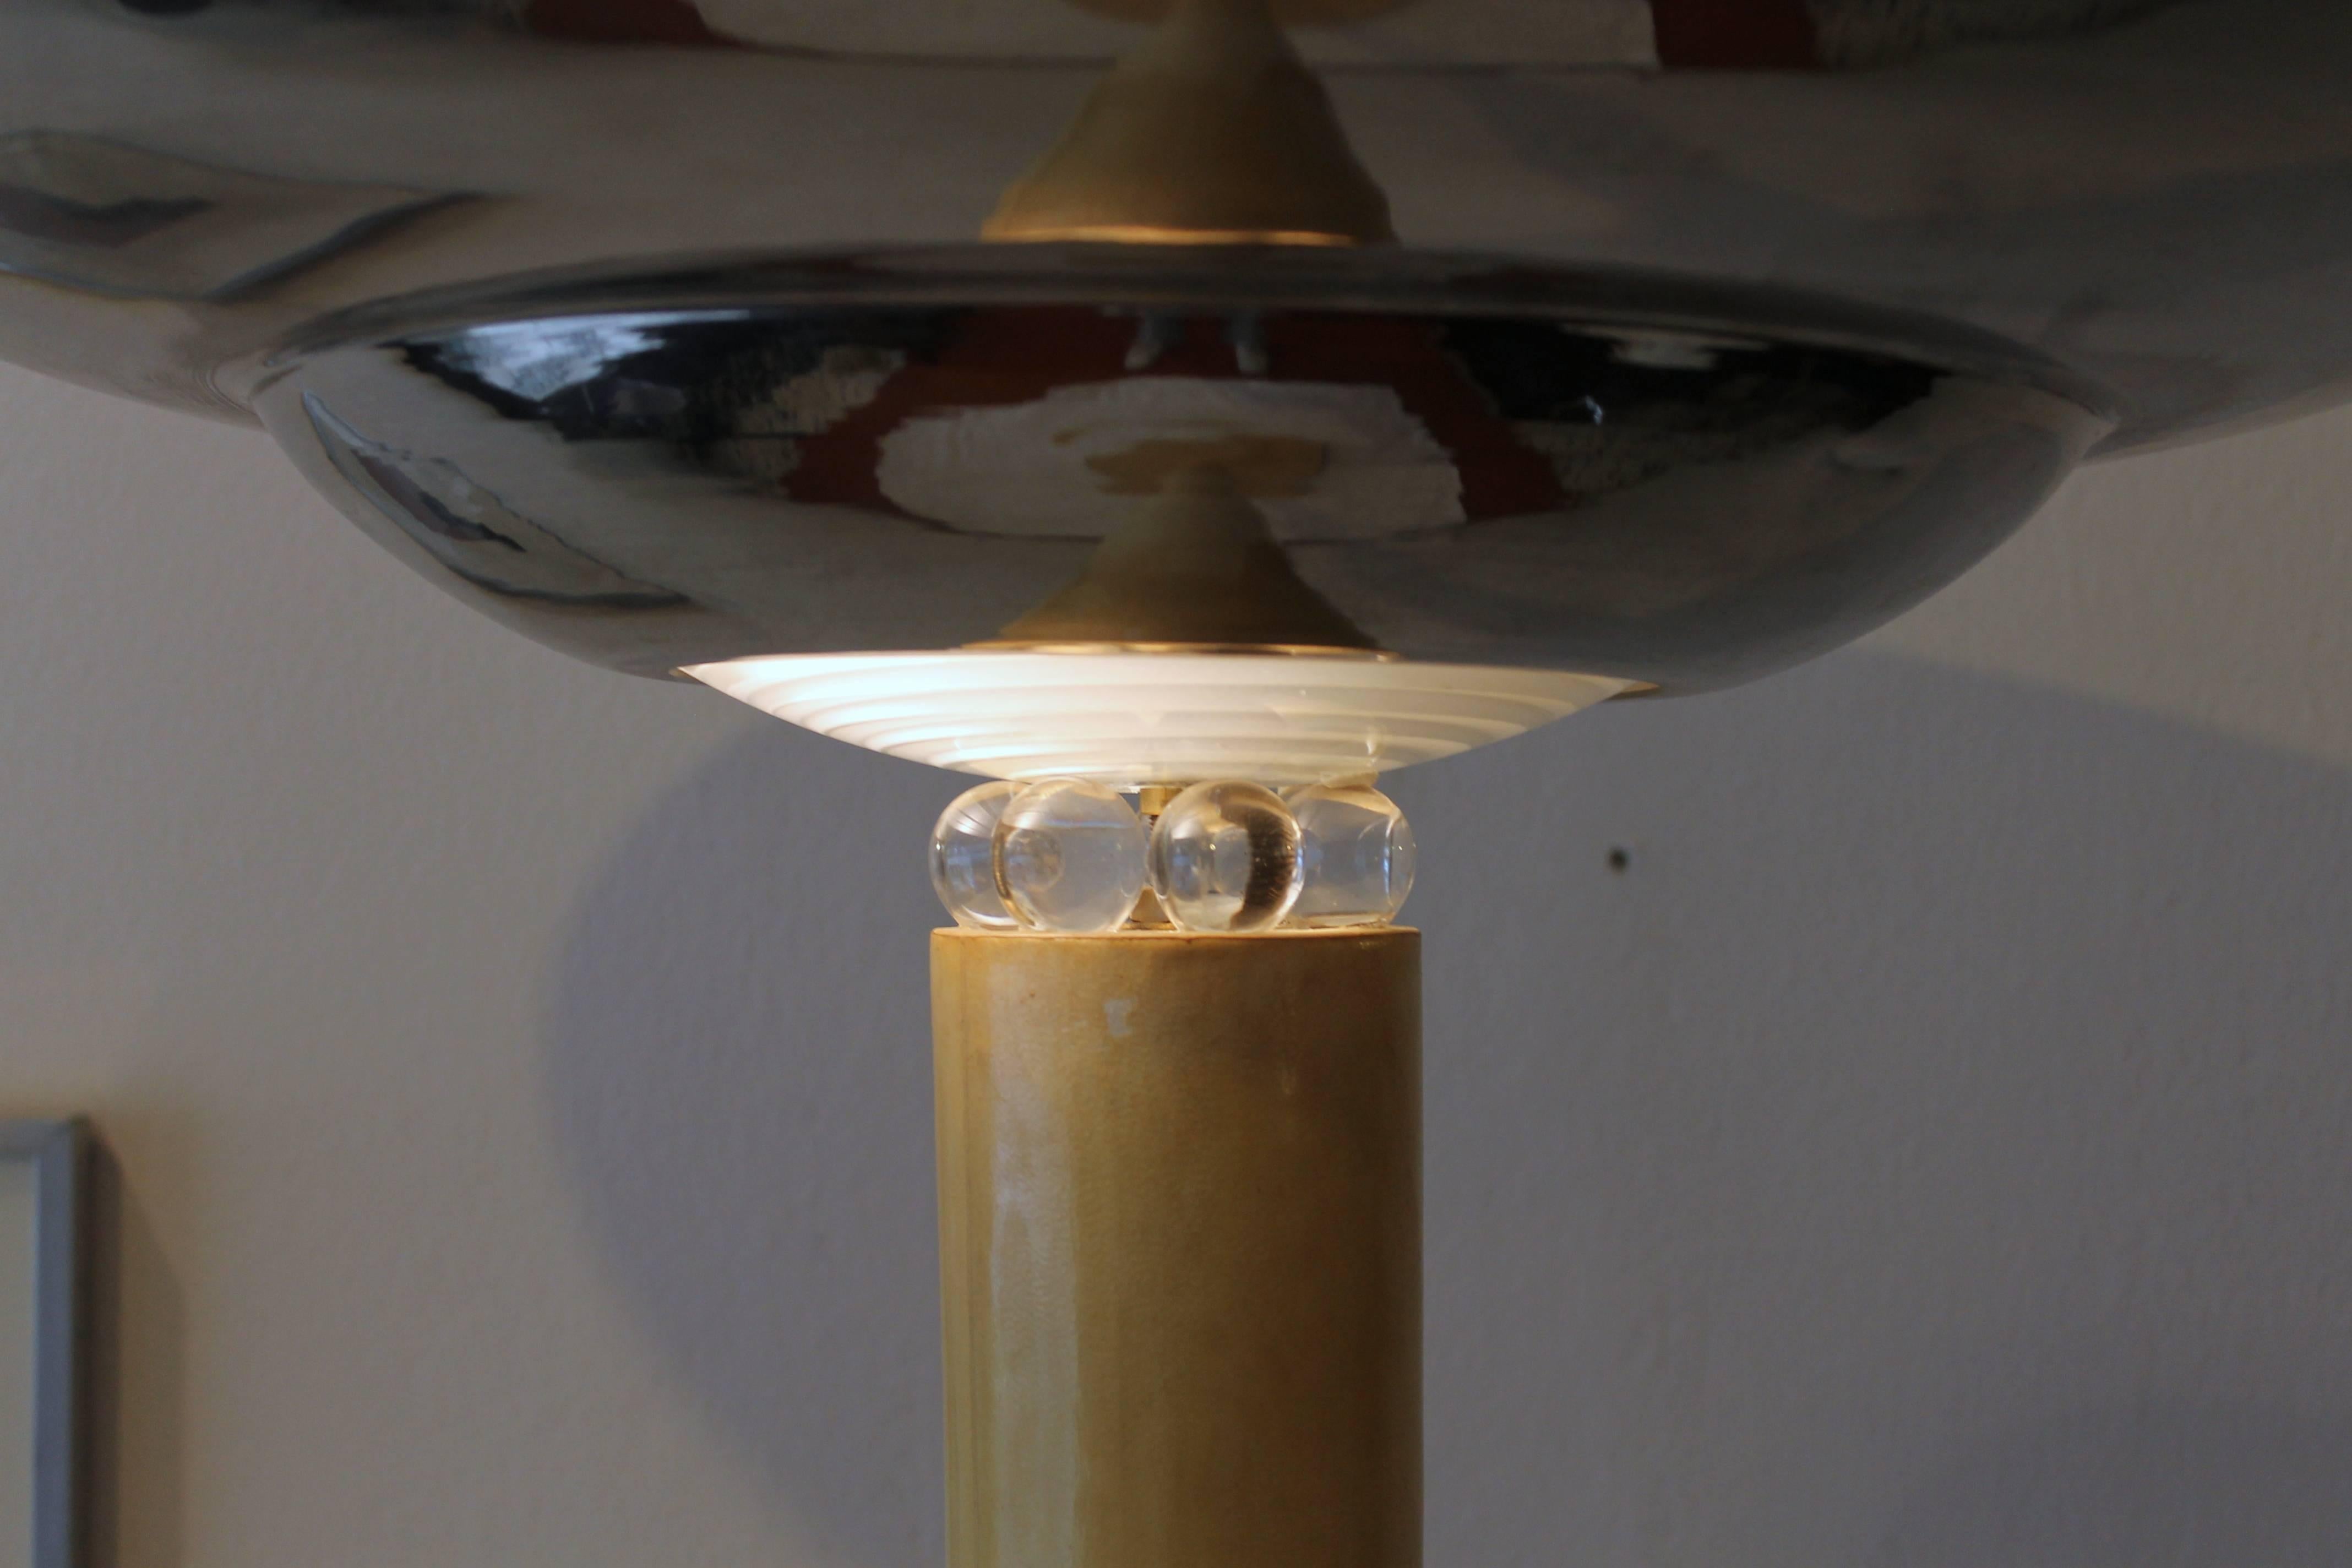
[4,0,2348,450]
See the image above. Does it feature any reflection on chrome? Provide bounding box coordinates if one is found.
[258,266,2109,687]
[1,0,2344,702]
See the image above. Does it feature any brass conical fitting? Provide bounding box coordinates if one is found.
[984,0,1396,247]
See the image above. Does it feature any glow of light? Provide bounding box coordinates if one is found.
[685,649,1634,788]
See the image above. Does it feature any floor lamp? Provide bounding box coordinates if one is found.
[4,0,2348,1561]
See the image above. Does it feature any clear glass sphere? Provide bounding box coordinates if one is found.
[1147,780,1304,933]
[994,778,1148,934]
[1287,782,1416,927]
[929,780,1021,930]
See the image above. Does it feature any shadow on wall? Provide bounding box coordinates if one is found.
[543,650,2352,1568]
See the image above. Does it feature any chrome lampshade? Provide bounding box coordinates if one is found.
[4,0,2348,769]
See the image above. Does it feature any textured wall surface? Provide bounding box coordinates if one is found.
[0,361,2345,1566]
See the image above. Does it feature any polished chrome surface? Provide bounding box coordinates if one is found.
[4,0,2348,447]
[255,251,2109,687]
[0,0,2344,689]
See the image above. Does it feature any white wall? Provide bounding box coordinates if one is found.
[0,361,2346,1567]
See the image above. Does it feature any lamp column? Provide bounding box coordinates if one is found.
[931,927,1422,1568]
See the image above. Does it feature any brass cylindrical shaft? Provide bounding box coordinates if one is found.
[932,927,1421,1568]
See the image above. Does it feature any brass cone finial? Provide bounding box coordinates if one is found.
[984,467,1379,650]
[984,0,1396,247]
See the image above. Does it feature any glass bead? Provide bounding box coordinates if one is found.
[994,778,1148,934]
[1287,782,1415,927]
[929,780,1021,930]
[1147,780,1304,933]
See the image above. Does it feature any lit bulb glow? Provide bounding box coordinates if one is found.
[685,650,1632,788]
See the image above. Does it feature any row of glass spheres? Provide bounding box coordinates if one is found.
[932,778,1416,934]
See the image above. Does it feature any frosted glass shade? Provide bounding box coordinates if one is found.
[685,650,1632,787]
